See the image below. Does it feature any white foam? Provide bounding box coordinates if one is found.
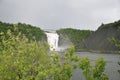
[46,32,59,51]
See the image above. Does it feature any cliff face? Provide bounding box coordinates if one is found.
[80,21,120,52]
[58,33,73,48]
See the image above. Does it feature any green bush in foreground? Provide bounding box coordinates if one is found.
[0,30,108,80]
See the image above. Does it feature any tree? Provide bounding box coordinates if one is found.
[0,29,108,80]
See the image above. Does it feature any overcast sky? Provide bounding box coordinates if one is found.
[0,0,120,30]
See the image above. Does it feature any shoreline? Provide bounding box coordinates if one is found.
[75,49,120,54]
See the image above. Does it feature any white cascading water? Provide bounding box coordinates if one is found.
[45,32,59,51]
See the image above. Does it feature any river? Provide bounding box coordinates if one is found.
[70,52,120,80]
[45,31,120,80]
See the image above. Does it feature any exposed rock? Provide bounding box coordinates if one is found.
[80,23,120,52]
[58,33,73,50]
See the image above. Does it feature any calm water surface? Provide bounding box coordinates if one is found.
[71,52,120,80]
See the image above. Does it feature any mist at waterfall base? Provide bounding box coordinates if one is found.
[45,32,70,51]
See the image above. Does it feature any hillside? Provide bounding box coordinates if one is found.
[56,28,93,51]
[80,20,120,52]
[0,21,46,41]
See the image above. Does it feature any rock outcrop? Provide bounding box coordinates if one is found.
[80,20,120,52]
[58,33,73,50]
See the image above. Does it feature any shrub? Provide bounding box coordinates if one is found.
[0,29,108,80]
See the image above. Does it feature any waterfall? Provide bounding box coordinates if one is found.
[45,32,59,51]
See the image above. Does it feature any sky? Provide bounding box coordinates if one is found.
[0,0,120,30]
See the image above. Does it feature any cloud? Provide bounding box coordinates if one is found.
[0,0,120,30]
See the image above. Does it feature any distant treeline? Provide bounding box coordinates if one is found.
[98,20,120,29]
[0,21,46,41]
[57,28,93,51]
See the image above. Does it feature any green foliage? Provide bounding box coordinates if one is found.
[0,30,49,80]
[108,25,120,50]
[79,57,108,80]
[0,21,46,41]
[93,58,108,80]
[109,37,120,50]
[0,29,108,80]
[99,20,120,29]
[57,28,93,51]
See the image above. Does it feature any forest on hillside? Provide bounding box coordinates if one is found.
[0,21,46,41]
[98,20,120,29]
[57,28,93,51]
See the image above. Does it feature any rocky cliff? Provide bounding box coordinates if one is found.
[58,33,73,49]
[80,20,120,52]
[57,28,93,51]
